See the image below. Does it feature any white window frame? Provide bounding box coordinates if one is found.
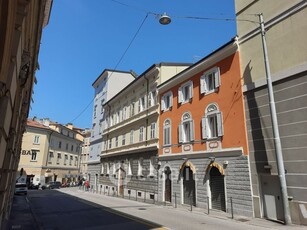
[178,112,194,143]
[127,159,132,176]
[163,119,171,146]
[57,153,61,164]
[150,122,156,139]
[31,150,39,161]
[75,156,78,166]
[101,163,104,175]
[139,126,144,142]
[138,158,144,176]
[130,129,134,144]
[122,134,126,146]
[64,154,68,165]
[138,96,146,112]
[178,81,193,104]
[149,90,157,107]
[161,91,173,112]
[202,104,223,139]
[33,135,40,144]
[48,151,53,163]
[69,155,73,165]
[149,157,155,177]
[106,163,110,175]
[200,67,220,95]
[108,138,112,149]
[130,100,135,117]
[115,136,118,147]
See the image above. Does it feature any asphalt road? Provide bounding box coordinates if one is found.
[6,189,162,230]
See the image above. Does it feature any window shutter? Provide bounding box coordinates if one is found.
[178,123,183,143]
[161,96,166,111]
[217,111,224,136]
[215,67,221,88]
[190,120,195,141]
[201,116,207,139]
[178,87,183,103]
[169,93,173,107]
[200,76,207,94]
[189,82,193,99]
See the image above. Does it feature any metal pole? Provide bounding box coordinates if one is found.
[190,196,192,212]
[259,13,291,225]
[175,192,177,208]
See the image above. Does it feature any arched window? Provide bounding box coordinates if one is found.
[163,119,171,146]
[202,103,223,139]
[179,112,194,143]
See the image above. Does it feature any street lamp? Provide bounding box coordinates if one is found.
[158,13,291,225]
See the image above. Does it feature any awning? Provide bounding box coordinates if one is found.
[206,162,225,176]
[179,161,196,174]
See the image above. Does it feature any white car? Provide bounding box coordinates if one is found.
[15,183,28,195]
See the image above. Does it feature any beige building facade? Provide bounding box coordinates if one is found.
[0,0,52,225]
[97,63,190,200]
[235,0,307,225]
[18,118,83,186]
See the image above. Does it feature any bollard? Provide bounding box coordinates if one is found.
[144,191,146,203]
[207,196,210,215]
[230,197,234,219]
[190,196,193,212]
[136,191,138,201]
[174,192,177,208]
[129,191,131,200]
[104,186,105,195]
[108,187,110,196]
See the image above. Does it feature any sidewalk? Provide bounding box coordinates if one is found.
[59,187,306,230]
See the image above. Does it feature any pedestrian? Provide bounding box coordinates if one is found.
[85,181,89,191]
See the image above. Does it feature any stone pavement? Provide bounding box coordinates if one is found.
[59,187,306,230]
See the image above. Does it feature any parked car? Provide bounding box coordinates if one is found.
[42,181,61,190]
[15,183,28,195]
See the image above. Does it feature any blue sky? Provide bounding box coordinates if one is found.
[30,0,236,129]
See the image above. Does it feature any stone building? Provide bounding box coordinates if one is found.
[235,0,307,225]
[157,39,253,216]
[18,118,83,186]
[0,0,52,225]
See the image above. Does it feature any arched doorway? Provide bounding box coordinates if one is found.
[210,166,226,211]
[164,167,172,202]
[183,166,196,206]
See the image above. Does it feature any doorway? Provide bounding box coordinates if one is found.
[261,175,284,221]
[183,166,196,206]
[164,167,172,202]
[118,168,126,196]
[210,166,226,211]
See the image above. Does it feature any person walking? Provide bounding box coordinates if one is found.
[85,181,89,191]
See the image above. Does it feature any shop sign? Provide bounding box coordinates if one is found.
[21,150,32,155]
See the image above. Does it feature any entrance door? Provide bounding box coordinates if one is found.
[164,167,172,202]
[183,166,196,206]
[210,167,226,211]
[261,175,284,221]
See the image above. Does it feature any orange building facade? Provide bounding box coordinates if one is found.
[157,39,253,216]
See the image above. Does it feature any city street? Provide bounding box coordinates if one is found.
[5,189,162,230]
[5,187,307,230]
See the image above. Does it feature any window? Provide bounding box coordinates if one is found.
[101,164,104,175]
[127,159,132,175]
[138,158,144,176]
[75,156,78,166]
[122,105,127,120]
[57,153,61,164]
[115,136,118,147]
[139,126,144,142]
[101,99,104,113]
[149,91,157,107]
[71,145,74,152]
[161,91,173,111]
[108,138,112,149]
[50,138,54,147]
[178,81,193,103]
[130,129,134,144]
[200,67,220,94]
[94,105,97,118]
[106,163,110,175]
[99,120,102,134]
[150,122,156,139]
[149,157,155,177]
[130,101,135,117]
[31,150,39,161]
[138,96,146,112]
[64,155,68,165]
[163,119,171,145]
[122,134,126,146]
[48,151,54,163]
[202,104,223,139]
[33,135,40,144]
[116,110,120,124]
[179,112,194,143]
[112,162,116,175]
[69,155,73,165]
